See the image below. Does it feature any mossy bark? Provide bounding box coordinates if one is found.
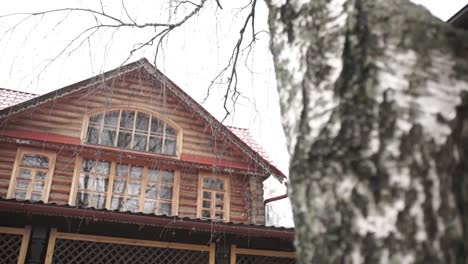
[267,0,468,263]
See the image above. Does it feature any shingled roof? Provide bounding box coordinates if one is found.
[0,88,37,110]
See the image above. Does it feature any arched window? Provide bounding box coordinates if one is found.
[84,109,179,156]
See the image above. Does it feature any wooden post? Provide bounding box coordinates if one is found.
[209,243,216,264]
[44,228,57,264]
[230,245,237,264]
[17,225,31,264]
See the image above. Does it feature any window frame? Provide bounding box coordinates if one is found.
[69,157,180,216]
[81,107,183,158]
[7,147,57,203]
[197,173,230,222]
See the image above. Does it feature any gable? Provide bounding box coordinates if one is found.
[0,59,283,178]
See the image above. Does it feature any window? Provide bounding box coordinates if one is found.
[84,109,180,156]
[197,174,230,221]
[73,158,178,216]
[8,148,56,202]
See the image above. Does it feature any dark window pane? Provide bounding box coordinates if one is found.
[86,126,99,144]
[215,193,224,201]
[16,179,30,189]
[92,193,106,209]
[89,113,103,124]
[166,126,176,136]
[136,112,149,131]
[215,203,224,210]
[116,164,128,177]
[150,118,163,133]
[22,154,49,168]
[127,198,140,212]
[161,171,174,183]
[120,110,135,129]
[79,174,92,190]
[148,136,162,153]
[164,138,176,155]
[203,178,224,190]
[145,184,158,199]
[203,200,211,209]
[144,201,156,214]
[132,134,147,151]
[112,179,127,193]
[95,176,109,192]
[33,181,44,191]
[128,181,141,196]
[202,210,211,218]
[160,185,173,199]
[102,128,117,146]
[147,169,159,182]
[31,192,42,201]
[113,179,127,194]
[159,203,171,215]
[18,169,31,179]
[130,166,143,179]
[203,191,211,199]
[104,111,119,126]
[82,160,95,172]
[76,192,89,206]
[36,171,46,180]
[215,213,223,220]
[14,190,27,200]
[117,132,132,148]
[96,161,111,175]
[111,196,125,210]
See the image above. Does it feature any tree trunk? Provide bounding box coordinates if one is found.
[266,0,468,263]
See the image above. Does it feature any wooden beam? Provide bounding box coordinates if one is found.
[230,245,237,264]
[17,225,31,264]
[54,231,210,252]
[44,228,57,264]
[0,226,25,235]
[209,243,216,264]
[235,247,296,258]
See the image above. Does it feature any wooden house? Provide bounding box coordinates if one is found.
[0,58,295,264]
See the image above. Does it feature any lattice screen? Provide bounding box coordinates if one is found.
[0,233,23,263]
[51,238,210,264]
[236,254,296,264]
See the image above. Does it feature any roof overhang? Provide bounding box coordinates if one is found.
[0,198,295,240]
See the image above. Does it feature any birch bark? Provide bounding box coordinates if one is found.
[267,0,468,263]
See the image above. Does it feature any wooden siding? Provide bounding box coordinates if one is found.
[0,143,265,224]
[0,142,16,197]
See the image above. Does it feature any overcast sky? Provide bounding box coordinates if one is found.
[0,0,466,227]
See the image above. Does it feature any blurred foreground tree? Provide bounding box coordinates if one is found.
[269,0,468,263]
